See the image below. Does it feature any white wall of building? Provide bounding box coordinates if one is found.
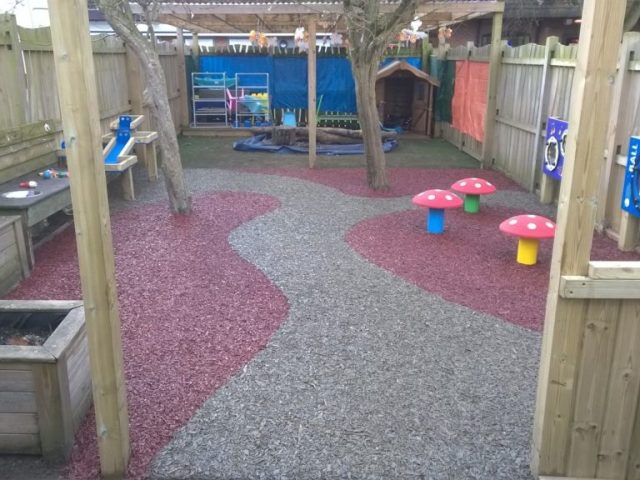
[0,0,50,27]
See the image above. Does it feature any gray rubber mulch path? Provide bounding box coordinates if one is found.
[117,168,545,480]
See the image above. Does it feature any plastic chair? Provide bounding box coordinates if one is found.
[226,88,244,112]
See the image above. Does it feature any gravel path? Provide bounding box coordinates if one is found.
[135,168,544,480]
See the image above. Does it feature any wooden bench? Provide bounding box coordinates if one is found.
[0,122,70,268]
[0,120,137,272]
[0,216,31,295]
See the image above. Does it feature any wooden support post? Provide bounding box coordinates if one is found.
[598,33,640,231]
[48,0,130,477]
[308,18,317,169]
[539,166,558,204]
[531,0,626,476]
[480,6,504,168]
[176,28,189,129]
[618,211,640,251]
[0,14,27,127]
[121,169,135,201]
[146,142,159,182]
[191,32,200,71]
[421,40,432,74]
[531,36,559,193]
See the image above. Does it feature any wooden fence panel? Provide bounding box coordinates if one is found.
[159,45,182,131]
[0,14,27,129]
[1,16,181,139]
[23,50,60,123]
[493,47,544,185]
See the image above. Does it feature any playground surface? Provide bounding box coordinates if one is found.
[2,137,638,479]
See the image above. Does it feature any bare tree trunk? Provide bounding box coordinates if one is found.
[352,59,388,189]
[96,0,191,213]
[626,0,640,31]
[343,0,417,191]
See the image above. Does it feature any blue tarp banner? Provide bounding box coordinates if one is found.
[200,55,358,112]
[199,55,274,80]
[233,134,399,155]
[198,55,414,114]
[272,57,308,109]
[317,57,356,113]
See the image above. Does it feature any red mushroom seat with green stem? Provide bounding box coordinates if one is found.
[451,177,496,213]
[412,189,463,234]
[499,214,556,265]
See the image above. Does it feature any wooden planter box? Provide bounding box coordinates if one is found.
[0,216,31,296]
[0,300,90,461]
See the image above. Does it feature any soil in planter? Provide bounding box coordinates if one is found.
[0,311,67,346]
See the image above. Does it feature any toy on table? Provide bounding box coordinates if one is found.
[19,181,38,189]
[499,214,556,265]
[38,168,68,179]
[451,177,496,213]
[412,189,463,234]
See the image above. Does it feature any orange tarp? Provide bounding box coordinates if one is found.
[451,61,489,142]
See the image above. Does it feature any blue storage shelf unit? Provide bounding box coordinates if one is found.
[622,136,640,218]
[235,73,270,128]
[543,117,568,181]
[192,72,230,127]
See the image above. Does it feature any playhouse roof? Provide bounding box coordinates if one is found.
[135,1,505,34]
[377,60,440,87]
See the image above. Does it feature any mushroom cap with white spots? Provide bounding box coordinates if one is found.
[412,189,463,209]
[499,214,556,239]
[451,177,497,195]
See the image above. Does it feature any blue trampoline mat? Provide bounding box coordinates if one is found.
[233,134,399,156]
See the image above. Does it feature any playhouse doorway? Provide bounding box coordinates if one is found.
[376,60,439,136]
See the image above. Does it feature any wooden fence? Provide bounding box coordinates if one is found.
[0,14,185,139]
[438,33,640,249]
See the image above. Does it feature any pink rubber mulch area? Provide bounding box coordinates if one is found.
[346,206,640,331]
[7,193,289,480]
[241,167,523,197]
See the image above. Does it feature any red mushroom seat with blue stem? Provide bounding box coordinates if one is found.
[499,214,556,265]
[412,189,463,234]
[451,177,496,213]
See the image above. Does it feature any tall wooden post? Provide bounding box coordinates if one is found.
[531,36,559,194]
[597,32,640,233]
[0,14,28,127]
[308,18,317,169]
[481,4,504,168]
[191,32,200,72]
[48,0,130,477]
[531,0,626,476]
[176,28,189,129]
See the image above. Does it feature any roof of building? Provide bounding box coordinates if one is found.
[377,60,440,87]
[134,1,505,34]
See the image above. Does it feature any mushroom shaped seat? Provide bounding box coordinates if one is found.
[412,189,463,234]
[499,214,556,265]
[451,177,496,213]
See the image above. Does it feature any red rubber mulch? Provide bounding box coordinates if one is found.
[241,167,522,197]
[7,192,289,480]
[346,206,640,330]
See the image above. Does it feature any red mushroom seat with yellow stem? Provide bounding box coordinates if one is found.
[499,214,556,265]
[451,177,496,213]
